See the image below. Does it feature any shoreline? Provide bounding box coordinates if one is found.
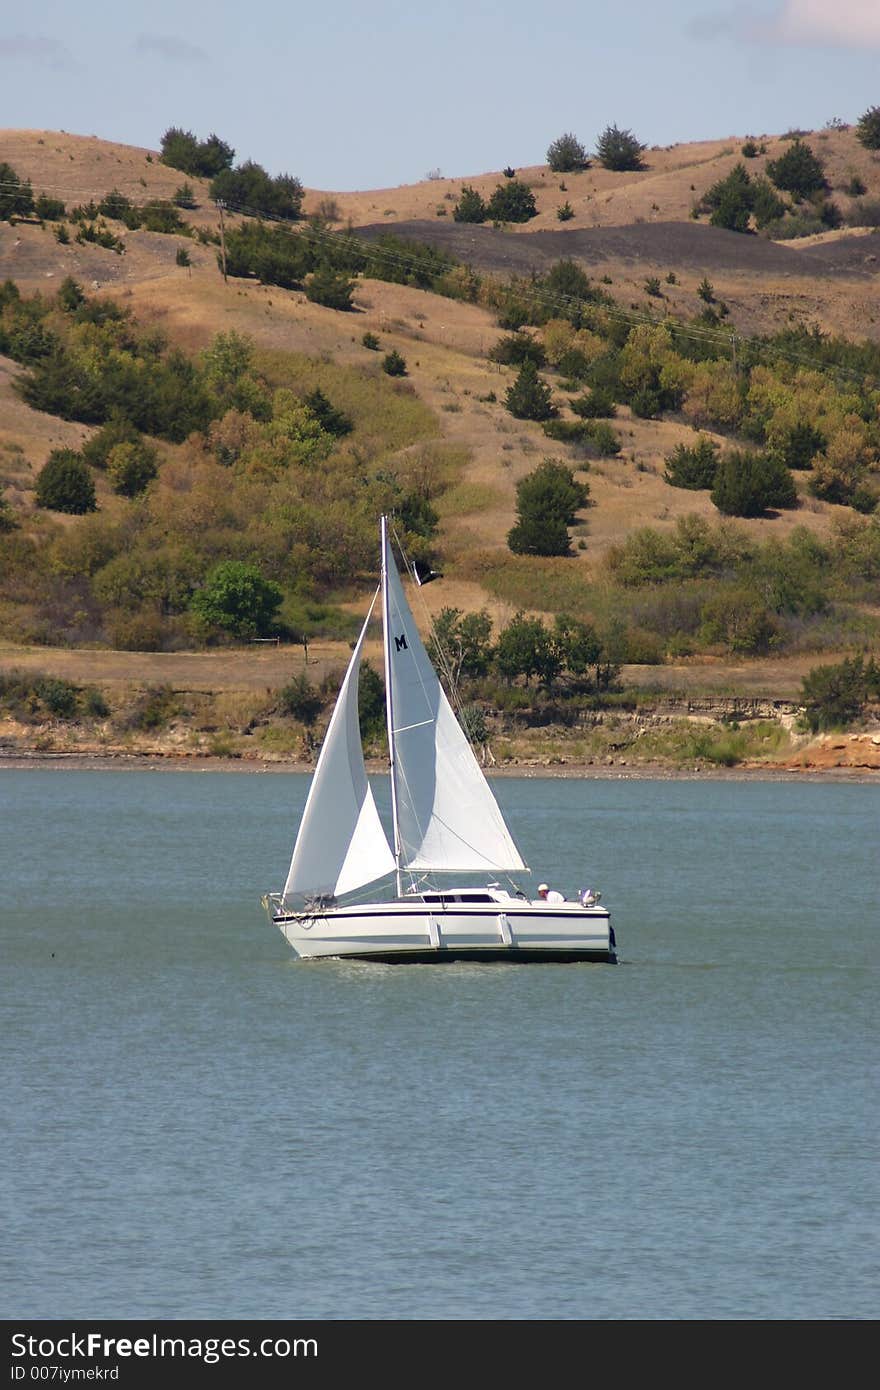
[1,749,877,783]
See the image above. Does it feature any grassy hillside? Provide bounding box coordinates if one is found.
[1,125,880,757]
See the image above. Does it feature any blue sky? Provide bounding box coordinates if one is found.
[2,1,879,189]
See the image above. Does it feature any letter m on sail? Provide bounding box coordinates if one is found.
[395,633,408,652]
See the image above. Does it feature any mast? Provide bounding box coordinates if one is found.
[381,516,404,898]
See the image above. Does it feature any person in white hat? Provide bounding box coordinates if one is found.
[537,882,564,903]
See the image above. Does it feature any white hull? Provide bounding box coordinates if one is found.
[270,900,616,964]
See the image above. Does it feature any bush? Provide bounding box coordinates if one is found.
[711,450,797,517]
[106,441,159,498]
[504,360,556,420]
[382,349,407,377]
[547,133,588,172]
[302,388,352,437]
[776,422,825,470]
[569,388,616,418]
[507,459,588,556]
[305,268,355,310]
[741,139,760,158]
[664,436,719,490]
[34,450,97,514]
[557,202,574,222]
[35,195,66,221]
[173,182,197,209]
[81,414,141,469]
[190,560,283,639]
[486,180,538,223]
[279,674,323,726]
[362,331,380,350]
[766,141,826,198]
[452,186,487,223]
[846,198,880,228]
[175,246,191,267]
[595,125,645,171]
[855,106,880,151]
[488,332,546,368]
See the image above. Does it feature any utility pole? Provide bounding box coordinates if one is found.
[216,201,228,284]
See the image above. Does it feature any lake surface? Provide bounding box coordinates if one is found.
[1,770,876,1320]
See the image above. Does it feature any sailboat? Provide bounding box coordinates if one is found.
[262,517,616,963]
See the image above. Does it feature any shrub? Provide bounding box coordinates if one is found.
[570,388,616,419]
[766,141,826,197]
[382,349,407,377]
[595,124,645,171]
[704,163,753,232]
[855,106,880,151]
[697,277,715,303]
[547,133,588,172]
[488,332,546,368]
[175,246,191,267]
[362,331,380,350]
[557,202,574,222]
[845,174,867,197]
[34,450,97,514]
[776,422,825,470]
[190,561,283,638]
[452,186,487,223]
[303,388,352,437]
[106,441,159,498]
[305,268,355,310]
[173,182,197,209]
[504,361,556,420]
[664,436,719,489]
[35,195,66,221]
[741,139,760,158]
[57,276,85,312]
[486,180,538,223]
[357,662,386,744]
[81,414,141,469]
[0,492,16,533]
[279,674,323,726]
[644,276,662,297]
[507,459,588,556]
[711,450,797,517]
[846,198,880,228]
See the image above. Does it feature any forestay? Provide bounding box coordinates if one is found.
[382,537,527,875]
[283,594,395,900]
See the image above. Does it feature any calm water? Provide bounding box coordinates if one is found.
[1,770,877,1320]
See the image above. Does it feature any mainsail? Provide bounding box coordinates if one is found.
[283,594,395,900]
[382,524,527,875]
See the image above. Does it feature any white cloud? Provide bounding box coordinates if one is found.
[0,34,73,68]
[135,34,208,63]
[772,1,880,45]
[689,1,880,47]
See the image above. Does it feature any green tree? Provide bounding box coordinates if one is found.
[766,141,826,198]
[57,276,85,313]
[595,124,645,171]
[704,163,753,232]
[279,674,323,726]
[35,195,66,221]
[547,132,588,172]
[34,450,97,514]
[664,436,719,490]
[489,332,546,367]
[800,654,880,731]
[452,185,487,223]
[357,662,386,744]
[855,105,880,150]
[431,608,493,688]
[496,613,562,685]
[303,388,353,437]
[382,349,407,376]
[190,561,282,639]
[305,267,355,310]
[0,163,34,221]
[711,450,798,517]
[504,360,556,420]
[210,162,304,219]
[507,458,587,556]
[486,180,538,223]
[106,441,158,498]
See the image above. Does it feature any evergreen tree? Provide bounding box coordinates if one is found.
[303,388,353,436]
[452,186,487,223]
[486,180,538,223]
[595,124,645,171]
[35,450,97,514]
[711,450,797,516]
[546,133,588,172]
[504,361,556,420]
[507,459,588,556]
[855,105,880,151]
[0,163,34,221]
[766,141,826,198]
